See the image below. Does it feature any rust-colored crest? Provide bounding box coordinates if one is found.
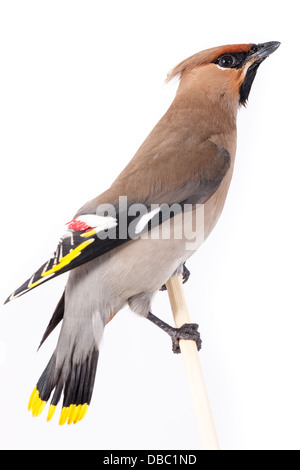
[167,43,253,82]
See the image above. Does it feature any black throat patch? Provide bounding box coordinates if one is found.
[239,62,260,106]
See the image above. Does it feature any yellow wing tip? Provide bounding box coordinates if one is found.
[27,278,45,289]
[80,229,97,238]
[41,239,95,278]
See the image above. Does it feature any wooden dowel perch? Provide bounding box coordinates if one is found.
[166,275,220,451]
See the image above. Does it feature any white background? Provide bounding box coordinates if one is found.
[0,0,299,451]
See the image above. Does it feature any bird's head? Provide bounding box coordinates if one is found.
[168,42,280,107]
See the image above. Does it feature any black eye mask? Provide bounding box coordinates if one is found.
[213,44,259,70]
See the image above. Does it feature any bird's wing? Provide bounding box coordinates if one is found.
[5,140,230,303]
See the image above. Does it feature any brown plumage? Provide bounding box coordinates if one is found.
[79,43,280,235]
[6,42,280,424]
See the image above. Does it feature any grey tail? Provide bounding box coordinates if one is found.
[28,346,99,424]
[38,292,65,349]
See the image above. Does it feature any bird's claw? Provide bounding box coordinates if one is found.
[170,322,202,354]
[159,283,167,292]
[182,263,190,285]
[160,263,191,291]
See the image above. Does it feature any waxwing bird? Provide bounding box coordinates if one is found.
[5,41,280,425]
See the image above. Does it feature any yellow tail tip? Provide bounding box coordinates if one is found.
[35,399,46,417]
[28,387,46,417]
[79,403,89,422]
[67,404,76,424]
[59,407,69,426]
[29,387,89,424]
[47,405,56,422]
[59,404,89,425]
[73,405,82,424]
[28,386,38,411]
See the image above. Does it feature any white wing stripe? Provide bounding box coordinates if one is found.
[135,208,161,234]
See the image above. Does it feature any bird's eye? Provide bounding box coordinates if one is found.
[218,55,237,68]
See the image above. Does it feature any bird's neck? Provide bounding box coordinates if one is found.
[174,68,239,124]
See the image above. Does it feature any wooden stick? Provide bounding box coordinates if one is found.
[166,275,220,450]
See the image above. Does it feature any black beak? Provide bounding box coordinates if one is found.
[239,41,280,106]
[249,41,281,63]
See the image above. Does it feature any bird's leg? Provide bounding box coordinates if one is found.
[160,263,191,291]
[147,312,202,354]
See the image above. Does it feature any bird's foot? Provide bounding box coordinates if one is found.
[169,323,202,354]
[147,312,201,354]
